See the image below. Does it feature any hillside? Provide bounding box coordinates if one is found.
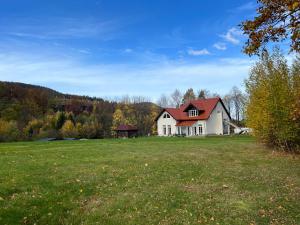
[0,81,159,140]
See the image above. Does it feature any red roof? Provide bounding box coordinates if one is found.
[176,121,197,126]
[156,97,230,121]
[115,125,138,131]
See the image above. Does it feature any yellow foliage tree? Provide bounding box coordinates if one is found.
[246,49,299,151]
[61,120,77,138]
[111,108,125,135]
[0,120,20,142]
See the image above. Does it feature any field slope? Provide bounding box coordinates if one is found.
[0,136,299,224]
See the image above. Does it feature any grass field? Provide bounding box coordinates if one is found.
[0,136,299,225]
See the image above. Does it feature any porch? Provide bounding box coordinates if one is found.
[176,121,205,136]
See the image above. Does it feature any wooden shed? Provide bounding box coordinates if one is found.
[115,125,138,138]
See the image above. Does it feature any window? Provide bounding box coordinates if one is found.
[194,127,197,135]
[163,113,170,118]
[163,125,166,135]
[188,109,198,117]
[168,125,171,135]
[199,125,203,135]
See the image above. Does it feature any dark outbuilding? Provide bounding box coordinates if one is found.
[115,125,138,138]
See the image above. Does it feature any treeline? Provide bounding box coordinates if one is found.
[0,82,159,142]
[246,49,300,152]
[157,87,247,126]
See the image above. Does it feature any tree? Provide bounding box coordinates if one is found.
[241,0,300,55]
[0,120,20,142]
[230,86,246,122]
[170,89,182,108]
[111,108,125,133]
[245,48,299,151]
[61,120,78,138]
[197,89,206,99]
[157,94,170,108]
[291,56,300,139]
[55,111,66,130]
[24,119,43,138]
[223,94,233,117]
[77,122,98,139]
[182,88,196,104]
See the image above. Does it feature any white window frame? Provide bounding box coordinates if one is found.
[188,109,198,117]
[163,113,170,118]
[199,125,203,135]
[168,125,171,135]
[163,125,166,135]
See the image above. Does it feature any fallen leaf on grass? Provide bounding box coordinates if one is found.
[258,209,266,217]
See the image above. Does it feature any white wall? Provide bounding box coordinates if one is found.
[206,102,230,135]
[157,112,177,136]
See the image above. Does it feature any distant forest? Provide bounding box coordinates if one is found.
[0,82,159,141]
[0,81,247,142]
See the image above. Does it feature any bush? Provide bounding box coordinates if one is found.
[0,120,20,142]
[23,119,44,139]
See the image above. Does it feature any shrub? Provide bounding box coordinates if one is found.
[0,120,20,142]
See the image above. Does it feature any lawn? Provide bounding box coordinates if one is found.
[0,136,299,225]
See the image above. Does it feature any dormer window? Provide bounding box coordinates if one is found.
[188,109,198,117]
[163,113,170,118]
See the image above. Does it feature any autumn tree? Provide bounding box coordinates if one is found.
[61,120,78,138]
[24,119,44,138]
[241,0,300,55]
[245,49,299,151]
[291,56,300,139]
[77,122,98,139]
[111,107,125,134]
[0,120,20,142]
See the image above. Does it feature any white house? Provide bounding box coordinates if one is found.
[156,97,231,136]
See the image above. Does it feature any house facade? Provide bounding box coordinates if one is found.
[156,98,231,136]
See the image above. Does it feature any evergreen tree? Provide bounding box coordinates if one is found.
[182,88,196,104]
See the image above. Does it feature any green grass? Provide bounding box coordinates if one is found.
[0,136,299,225]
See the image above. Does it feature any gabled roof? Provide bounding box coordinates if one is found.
[115,125,138,131]
[156,97,230,121]
[182,101,204,112]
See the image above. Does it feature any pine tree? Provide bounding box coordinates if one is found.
[182,88,196,104]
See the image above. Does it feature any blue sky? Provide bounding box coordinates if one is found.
[0,0,263,100]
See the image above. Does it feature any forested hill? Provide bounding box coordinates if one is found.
[0,81,159,141]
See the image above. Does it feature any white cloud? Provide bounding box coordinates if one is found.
[0,51,252,99]
[124,48,133,53]
[220,27,243,45]
[187,48,210,56]
[0,17,121,40]
[213,42,227,50]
